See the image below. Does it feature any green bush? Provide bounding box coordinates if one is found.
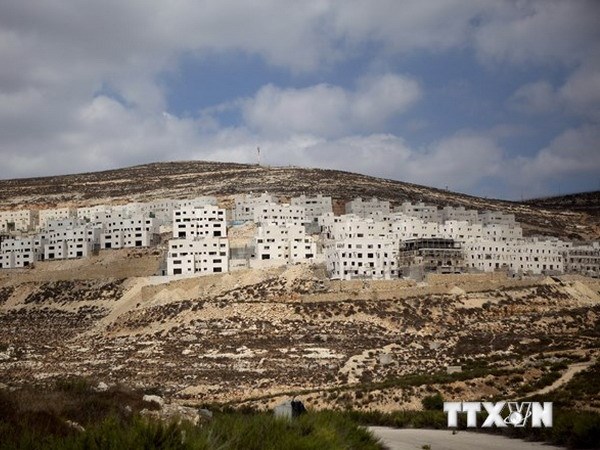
[421,393,444,411]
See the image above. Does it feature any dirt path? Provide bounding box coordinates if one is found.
[368,427,565,450]
[532,360,594,396]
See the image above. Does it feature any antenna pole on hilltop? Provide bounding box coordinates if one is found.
[257,147,261,166]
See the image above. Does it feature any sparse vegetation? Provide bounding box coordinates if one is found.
[0,382,382,450]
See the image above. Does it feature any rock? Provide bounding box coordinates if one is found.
[95,381,109,392]
[274,399,306,420]
[65,420,85,432]
[143,394,165,407]
[141,404,203,426]
[379,353,393,366]
[198,408,213,420]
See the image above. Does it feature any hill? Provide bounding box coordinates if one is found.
[0,160,598,240]
[1,263,599,412]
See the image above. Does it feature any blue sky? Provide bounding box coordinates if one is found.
[0,1,599,200]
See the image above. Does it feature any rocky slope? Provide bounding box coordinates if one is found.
[1,261,598,412]
[0,161,598,240]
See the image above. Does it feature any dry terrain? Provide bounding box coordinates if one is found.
[1,253,598,413]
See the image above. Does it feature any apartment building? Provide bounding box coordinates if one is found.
[252,203,306,227]
[38,207,76,230]
[166,237,229,275]
[291,194,333,223]
[172,205,227,239]
[325,238,398,280]
[0,210,37,232]
[464,238,564,274]
[564,242,600,277]
[233,193,275,222]
[250,223,317,268]
[346,197,391,218]
[100,214,159,249]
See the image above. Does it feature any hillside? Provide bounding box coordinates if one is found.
[525,191,600,216]
[0,160,598,240]
[1,262,599,412]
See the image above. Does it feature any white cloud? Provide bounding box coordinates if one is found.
[473,1,600,65]
[242,74,420,138]
[0,0,599,200]
[508,81,560,114]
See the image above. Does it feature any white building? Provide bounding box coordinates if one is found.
[325,238,398,280]
[173,205,227,239]
[175,196,218,209]
[440,206,479,224]
[253,203,306,227]
[233,193,275,222]
[480,211,516,226]
[291,194,333,223]
[44,221,102,261]
[250,223,318,268]
[0,236,44,268]
[395,202,440,223]
[482,223,523,241]
[346,197,390,218]
[328,215,390,241]
[38,207,76,230]
[464,237,564,274]
[0,210,37,232]
[440,220,483,242]
[100,214,159,249]
[166,237,229,276]
[389,217,439,240]
[77,205,110,222]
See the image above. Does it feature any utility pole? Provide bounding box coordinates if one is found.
[257,147,261,166]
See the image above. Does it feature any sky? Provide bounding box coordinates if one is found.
[0,1,599,200]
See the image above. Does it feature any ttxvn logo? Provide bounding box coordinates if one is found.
[443,402,553,428]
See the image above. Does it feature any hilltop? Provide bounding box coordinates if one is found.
[0,160,599,240]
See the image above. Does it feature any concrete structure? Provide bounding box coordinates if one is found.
[291,194,333,223]
[44,222,101,261]
[390,217,439,240]
[38,207,76,229]
[253,203,306,227]
[346,197,390,218]
[325,238,398,280]
[166,237,229,275]
[173,205,227,239]
[482,223,523,241]
[233,193,275,222]
[564,242,600,277]
[395,202,440,222]
[440,220,483,242]
[0,236,43,268]
[440,206,479,224]
[398,238,466,280]
[250,224,317,268]
[100,214,159,249]
[464,237,564,275]
[480,211,516,226]
[77,205,110,221]
[0,210,37,232]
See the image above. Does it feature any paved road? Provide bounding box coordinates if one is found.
[368,427,565,450]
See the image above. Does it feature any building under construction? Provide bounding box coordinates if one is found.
[398,238,466,280]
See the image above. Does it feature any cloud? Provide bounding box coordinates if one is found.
[473,1,600,65]
[0,0,599,200]
[242,74,421,138]
[507,81,560,115]
[508,57,600,121]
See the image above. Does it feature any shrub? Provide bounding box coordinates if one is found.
[421,393,444,411]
